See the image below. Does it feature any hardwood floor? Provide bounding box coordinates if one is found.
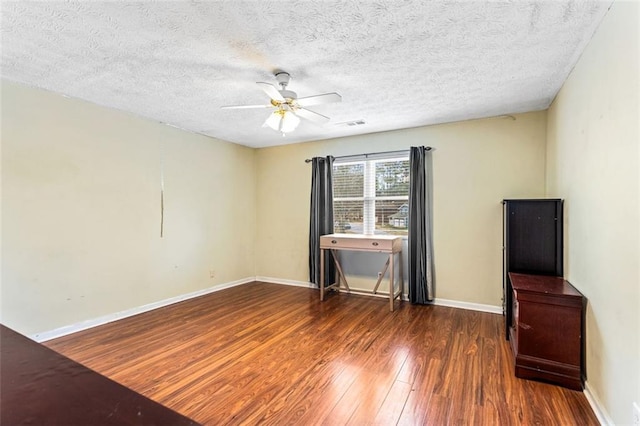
[46,282,598,425]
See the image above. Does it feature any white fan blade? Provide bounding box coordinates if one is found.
[221,104,273,109]
[257,82,285,102]
[294,107,330,125]
[296,92,342,107]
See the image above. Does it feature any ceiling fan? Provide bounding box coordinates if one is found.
[221,71,342,135]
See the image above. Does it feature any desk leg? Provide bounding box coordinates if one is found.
[372,258,390,294]
[330,250,350,292]
[335,254,339,291]
[399,250,404,303]
[389,252,395,312]
[320,248,325,301]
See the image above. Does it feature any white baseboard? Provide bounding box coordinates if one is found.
[33,277,255,342]
[584,380,613,425]
[255,276,396,300]
[433,297,503,315]
[33,277,502,342]
[257,277,502,315]
[255,276,315,289]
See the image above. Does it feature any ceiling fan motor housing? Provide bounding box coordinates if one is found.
[279,89,297,101]
[274,71,297,100]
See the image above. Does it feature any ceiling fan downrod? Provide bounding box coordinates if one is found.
[275,71,291,90]
[275,71,297,100]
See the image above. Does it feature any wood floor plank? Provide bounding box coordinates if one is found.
[344,368,400,425]
[371,378,413,425]
[45,282,599,425]
[397,358,443,425]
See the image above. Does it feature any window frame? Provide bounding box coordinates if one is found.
[332,152,410,236]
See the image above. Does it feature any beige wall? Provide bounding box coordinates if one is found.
[1,81,256,336]
[256,112,547,306]
[546,1,639,424]
[2,81,547,333]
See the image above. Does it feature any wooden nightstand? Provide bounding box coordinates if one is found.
[508,272,585,390]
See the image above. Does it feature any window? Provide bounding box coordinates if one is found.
[333,153,410,236]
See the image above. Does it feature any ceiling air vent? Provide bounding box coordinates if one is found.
[335,119,366,127]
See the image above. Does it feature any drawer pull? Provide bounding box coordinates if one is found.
[372,242,379,246]
[331,240,337,244]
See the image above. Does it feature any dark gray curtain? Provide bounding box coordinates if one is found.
[408,146,435,303]
[309,156,335,286]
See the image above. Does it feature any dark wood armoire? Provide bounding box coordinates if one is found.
[502,199,564,338]
[503,199,586,390]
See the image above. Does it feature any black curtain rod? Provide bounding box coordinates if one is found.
[304,147,432,163]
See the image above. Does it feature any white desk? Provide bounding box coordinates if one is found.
[319,233,404,312]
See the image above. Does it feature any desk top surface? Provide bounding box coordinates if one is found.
[321,233,402,241]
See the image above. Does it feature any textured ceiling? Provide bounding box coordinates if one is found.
[1,1,612,148]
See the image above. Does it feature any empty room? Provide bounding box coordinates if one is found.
[1,1,638,425]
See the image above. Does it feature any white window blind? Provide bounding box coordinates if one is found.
[333,152,410,236]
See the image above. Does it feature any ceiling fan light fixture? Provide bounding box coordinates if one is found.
[264,109,300,135]
[264,110,282,130]
[280,110,300,133]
